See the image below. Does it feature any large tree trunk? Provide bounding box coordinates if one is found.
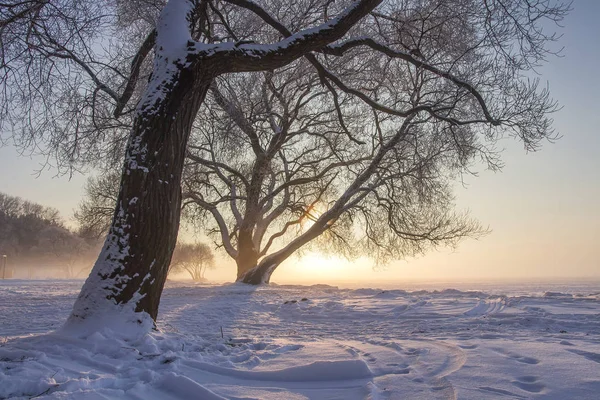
[237,261,279,285]
[237,223,327,284]
[68,71,212,326]
[235,232,260,280]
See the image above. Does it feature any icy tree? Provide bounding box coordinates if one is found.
[1,0,569,325]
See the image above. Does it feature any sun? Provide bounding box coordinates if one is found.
[300,204,322,231]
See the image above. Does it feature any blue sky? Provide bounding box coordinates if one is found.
[1,0,598,282]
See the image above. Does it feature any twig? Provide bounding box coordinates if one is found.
[121,346,141,355]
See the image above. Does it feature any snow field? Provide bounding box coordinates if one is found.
[1,280,599,399]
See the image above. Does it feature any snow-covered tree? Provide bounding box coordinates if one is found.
[1,0,569,326]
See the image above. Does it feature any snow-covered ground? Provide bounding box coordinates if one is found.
[1,279,599,399]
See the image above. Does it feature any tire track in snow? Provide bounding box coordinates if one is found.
[337,339,466,400]
[409,340,466,400]
[463,297,507,317]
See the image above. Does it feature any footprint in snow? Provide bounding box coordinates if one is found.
[338,343,411,377]
[559,340,575,346]
[403,347,421,356]
[492,348,540,365]
[512,375,545,393]
[283,298,309,305]
[510,354,540,365]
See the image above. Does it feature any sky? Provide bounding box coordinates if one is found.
[0,1,598,285]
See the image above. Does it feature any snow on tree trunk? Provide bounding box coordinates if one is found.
[62,0,393,325]
[66,0,209,329]
[67,83,209,326]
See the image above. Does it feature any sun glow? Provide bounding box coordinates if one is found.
[275,251,354,282]
[300,204,322,231]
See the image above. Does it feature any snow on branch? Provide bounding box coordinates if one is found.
[137,0,196,114]
[189,0,383,71]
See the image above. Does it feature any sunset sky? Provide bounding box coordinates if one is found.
[1,0,598,284]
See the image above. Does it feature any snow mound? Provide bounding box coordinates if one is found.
[183,358,372,382]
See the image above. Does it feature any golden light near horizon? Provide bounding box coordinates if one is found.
[275,251,355,282]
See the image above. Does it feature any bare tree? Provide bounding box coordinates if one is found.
[74,172,121,240]
[183,67,485,284]
[170,242,215,281]
[1,0,570,325]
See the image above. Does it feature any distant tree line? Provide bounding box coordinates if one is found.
[0,192,97,278]
[1,191,216,281]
